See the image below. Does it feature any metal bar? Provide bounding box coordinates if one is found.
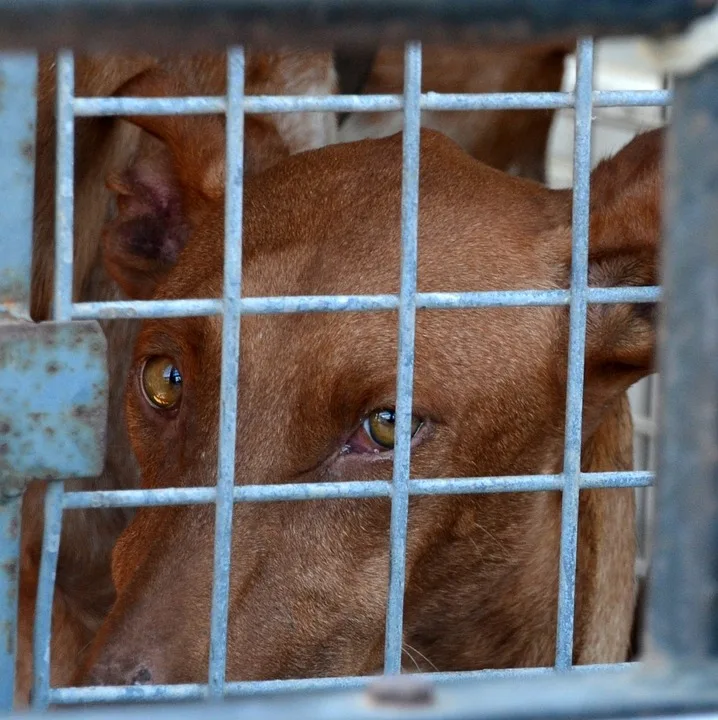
[207,47,245,697]
[0,494,21,710]
[0,53,38,319]
[61,471,653,510]
[73,96,228,116]
[49,662,638,706]
[54,51,75,323]
[69,89,672,119]
[0,50,38,712]
[70,286,660,321]
[383,40,421,675]
[647,60,718,661]
[46,663,718,719]
[595,90,672,108]
[31,482,64,709]
[555,37,593,670]
[0,0,707,52]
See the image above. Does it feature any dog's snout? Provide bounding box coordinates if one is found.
[83,661,153,687]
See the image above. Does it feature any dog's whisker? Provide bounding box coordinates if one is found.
[401,644,422,673]
[403,642,439,673]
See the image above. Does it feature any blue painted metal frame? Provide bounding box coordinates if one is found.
[0,0,715,715]
[0,54,37,320]
[0,322,108,480]
[0,52,109,712]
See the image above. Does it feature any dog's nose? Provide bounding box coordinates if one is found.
[83,661,153,687]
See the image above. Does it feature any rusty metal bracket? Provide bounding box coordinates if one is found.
[0,320,108,491]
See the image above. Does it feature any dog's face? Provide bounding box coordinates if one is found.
[83,127,661,685]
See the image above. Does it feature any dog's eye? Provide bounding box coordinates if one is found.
[141,356,183,410]
[345,409,423,453]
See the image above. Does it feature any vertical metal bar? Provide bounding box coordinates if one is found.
[32,482,64,709]
[54,51,75,323]
[208,46,245,697]
[648,59,718,660]
[0,53,38,319]
[383,41,421,675]
[32,50,76,707]
[555,37,594,670]
[0,495,22,710]
[0,51,38,712]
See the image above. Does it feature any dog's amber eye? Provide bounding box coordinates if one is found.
[141,356,183,410]
[361,409,422,450]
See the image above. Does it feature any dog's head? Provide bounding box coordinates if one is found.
[82,119,662,685]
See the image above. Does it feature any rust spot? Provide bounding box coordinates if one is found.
[45,361,60,374]
[0,422,10,435]
[3,620,14,657]
[20,140,33,163]
[72,404,89,419]
[44,426,56,438]
[8,514,19,539]
[28,411,43,424]
[2,560,17,579]
[0,443,8,456]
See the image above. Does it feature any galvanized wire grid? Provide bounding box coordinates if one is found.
[31,38,666,708]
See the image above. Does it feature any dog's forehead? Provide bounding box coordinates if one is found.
[236,130,562,300]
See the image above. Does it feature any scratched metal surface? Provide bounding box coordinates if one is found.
[0,322,108,480]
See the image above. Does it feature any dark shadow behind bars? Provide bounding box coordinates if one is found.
[0,0,717,717]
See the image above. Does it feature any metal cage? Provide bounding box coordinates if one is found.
[0,1,717,718]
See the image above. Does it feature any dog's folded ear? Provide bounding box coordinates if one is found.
[576,128,663,384]
[113,66,290,197]
[103,66,293,299]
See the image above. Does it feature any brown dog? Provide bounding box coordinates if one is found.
[16,50,337,705]
[339,43,571,182]
[78,109,661,685]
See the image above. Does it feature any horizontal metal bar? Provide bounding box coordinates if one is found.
[73,96,227,116]
[62,471,652,510]
[72,299,224,319]
[0,0,709,52]
[594,90,672,108]
[587,286,661,304]
[71,90,672,118]
[49,662,638,706]
[71,287,660,321]
[580,471,654,489]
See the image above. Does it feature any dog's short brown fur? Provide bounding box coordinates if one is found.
[16,50,337,705]
[339,43,571,182]
[78,113,661,684]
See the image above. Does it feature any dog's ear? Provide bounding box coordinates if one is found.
[103,151,189,300]
[104,67,293,299]
[577,128,663,386]
[114,67,290,196]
